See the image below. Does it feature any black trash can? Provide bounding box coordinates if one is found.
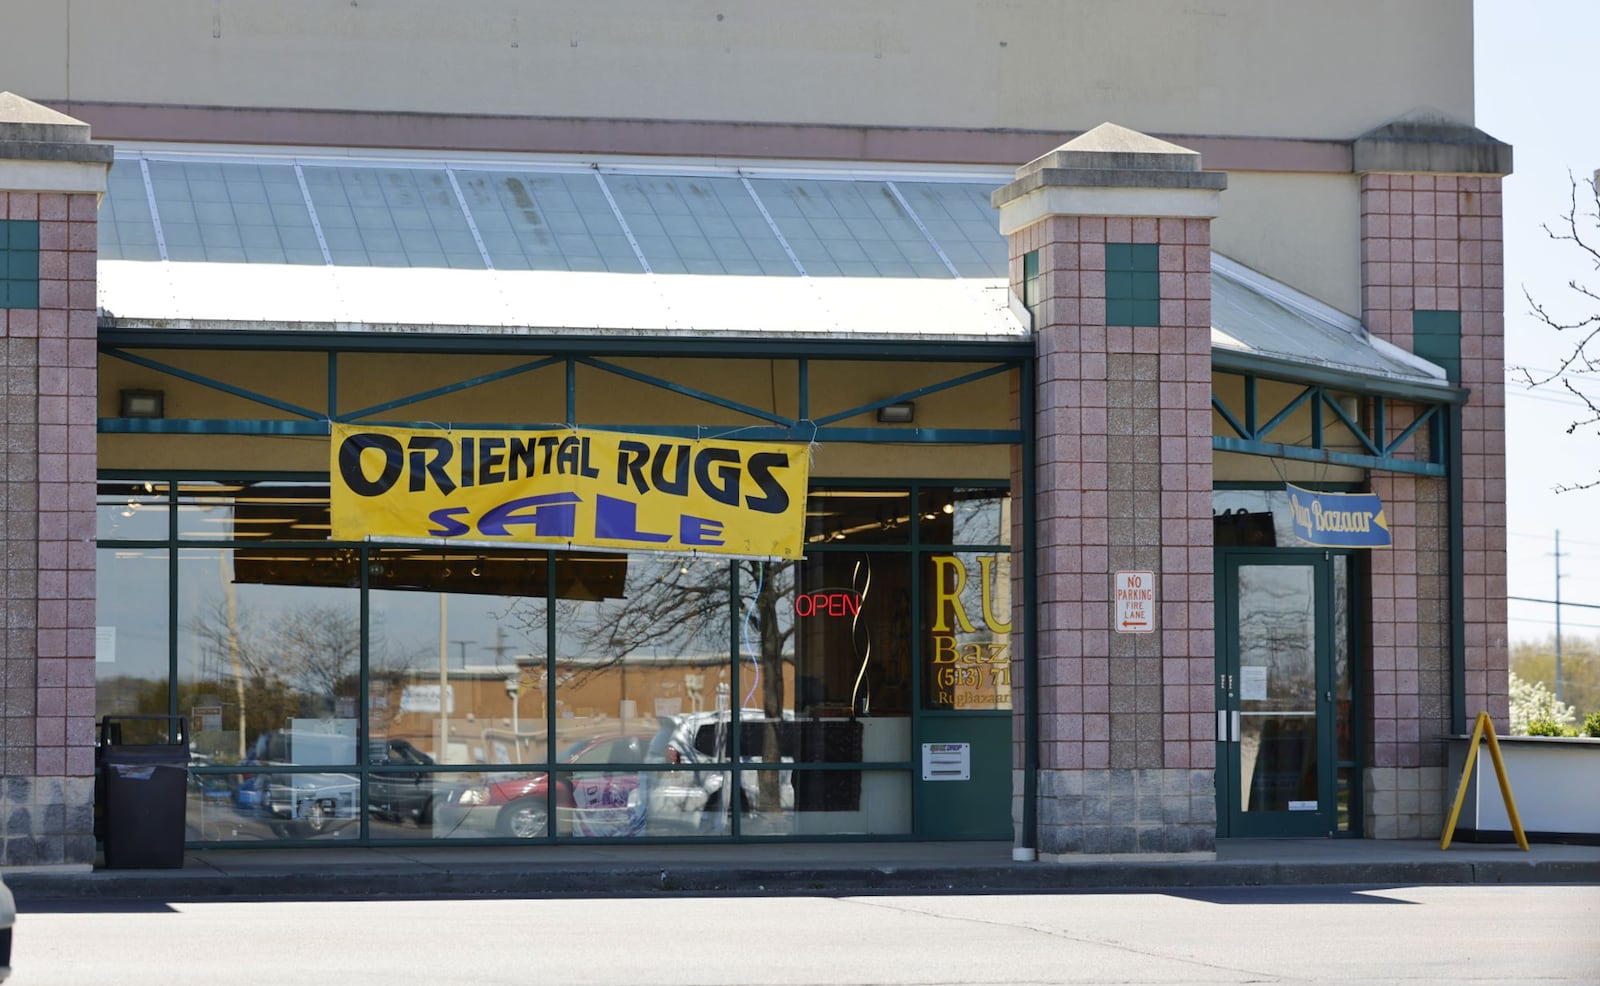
[97,716,190,869]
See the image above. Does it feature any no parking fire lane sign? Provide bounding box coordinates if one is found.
[1114,570,1155,634]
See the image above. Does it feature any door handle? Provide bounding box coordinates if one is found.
[1232,711,1240,742]
[1216,710,1242,742]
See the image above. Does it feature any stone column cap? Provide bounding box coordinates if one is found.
[1353,113,1511,176]
[0,91,113,164]
[993,122,1226,208]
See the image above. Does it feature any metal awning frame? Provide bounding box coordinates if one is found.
[103,327,1463,476]
[98,331,1029,446]
[1212,369,1451,477]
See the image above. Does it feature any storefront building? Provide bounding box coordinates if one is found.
[0,1,1508,865]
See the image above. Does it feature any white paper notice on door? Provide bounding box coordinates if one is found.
[1239,665,1267,701]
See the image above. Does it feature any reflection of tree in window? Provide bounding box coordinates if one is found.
[1237,568,1316,707]
[187,589,399,764]
[494,555,767,682]
[497,554,796,812]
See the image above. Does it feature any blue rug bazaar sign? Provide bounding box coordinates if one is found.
[331,424,810,559]
[1285,484,1391,548]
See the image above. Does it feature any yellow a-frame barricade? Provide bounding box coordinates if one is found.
[1440,710,1529,851]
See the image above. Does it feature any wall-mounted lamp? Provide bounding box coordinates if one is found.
[120,389,165,418]
[876,401,915,424]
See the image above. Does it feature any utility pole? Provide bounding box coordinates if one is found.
[486,626,510,665]
[1553,530,1565,704]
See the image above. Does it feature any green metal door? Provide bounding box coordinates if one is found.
[1215,550,1339,837]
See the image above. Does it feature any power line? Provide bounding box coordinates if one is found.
[1510,530,1600,545]
[1510,618,1600,632]
[1506,364,1600,386]
[1506,390,1596,410]
[1509,595,1600,611]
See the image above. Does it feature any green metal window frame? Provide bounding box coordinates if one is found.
[0,219,41,309]
[1104,242,1159,327]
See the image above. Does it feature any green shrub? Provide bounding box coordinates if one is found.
[1526,718,1572,737]
[1584,712,1600,738]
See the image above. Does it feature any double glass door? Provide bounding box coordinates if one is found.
[1216,550,1352,837]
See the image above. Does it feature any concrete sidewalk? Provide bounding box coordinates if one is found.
[6,838,1599,902]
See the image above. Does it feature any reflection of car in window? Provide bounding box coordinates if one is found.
[434,734,651,839]
[640,710,796,834]
[233,769,359,839]
[366,738,437,826]
[234,729,359,839]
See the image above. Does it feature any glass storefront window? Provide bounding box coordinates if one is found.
[177,481,331,541]
[428,769,555,839]
[918,487,1011,546]
[792,552,912,725]
[186,769,361,842]
[97,481,170,540]
[1334,554,1356,833]
[113,476,1011,844]
[923,550,1013,711]
[95,547,171,722]
[746,770,912,836]
[171,546,349,844]
[1236,563,1317,814]
[177,547,360,769]
[805,488,913,546]
[733,558,800,834]
[368,547,554,773]
[552,552,732,752]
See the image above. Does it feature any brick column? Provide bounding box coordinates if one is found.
[0,93,111,866]
[1354,118,1511,838]
[995,124,1224,855]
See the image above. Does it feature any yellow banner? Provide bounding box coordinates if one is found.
[330,424,810,559]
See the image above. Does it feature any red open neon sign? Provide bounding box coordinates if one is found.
[793,590,861,618]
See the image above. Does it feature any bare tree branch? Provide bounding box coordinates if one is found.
[1512,170,1600,492]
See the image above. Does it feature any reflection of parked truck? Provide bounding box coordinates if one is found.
[239,728,360,839]
[258,771,359,838]
[642,711,797,833]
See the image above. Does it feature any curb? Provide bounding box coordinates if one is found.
[10,858,1600,902]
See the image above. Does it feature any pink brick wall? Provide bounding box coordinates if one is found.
[0,189,99,780]
[1013,214,1214,775]
[1361,174,1509,746]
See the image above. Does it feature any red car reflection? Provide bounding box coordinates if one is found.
[435,733,650,839]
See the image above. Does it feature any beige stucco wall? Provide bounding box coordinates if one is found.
[9,1,1471,141]
[1213,172,1362,315]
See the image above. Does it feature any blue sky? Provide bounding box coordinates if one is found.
[1475,0,1600,644]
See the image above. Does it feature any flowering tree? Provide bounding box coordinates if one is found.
[1509,670,1577,735]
